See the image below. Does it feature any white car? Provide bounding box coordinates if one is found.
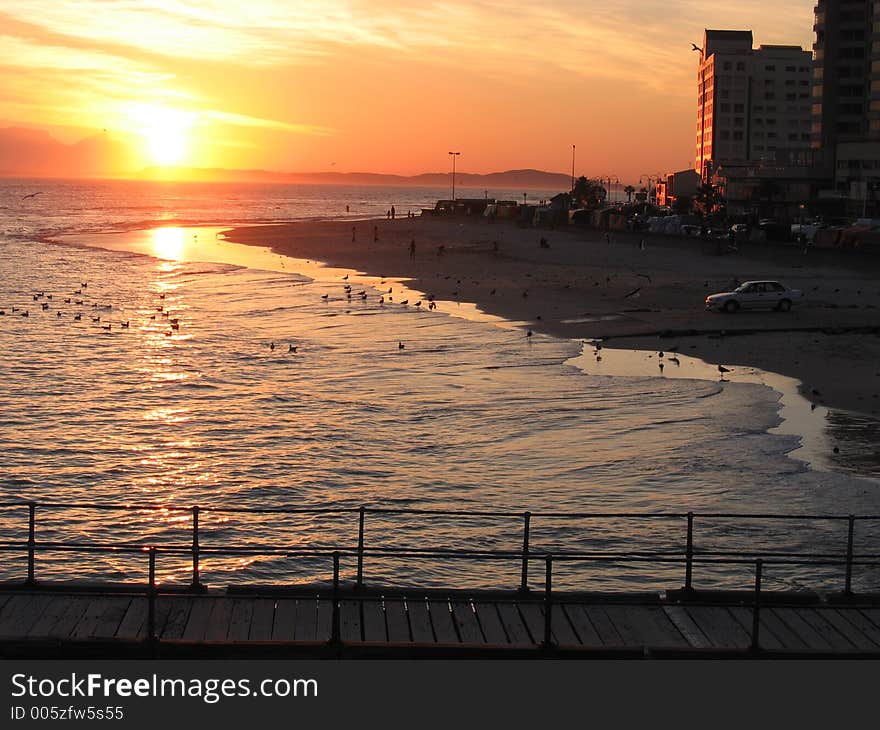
[705,280,803,313]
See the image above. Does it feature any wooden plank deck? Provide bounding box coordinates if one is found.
[3,589,880,656]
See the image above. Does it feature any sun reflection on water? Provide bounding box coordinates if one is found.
[151,227,188,261]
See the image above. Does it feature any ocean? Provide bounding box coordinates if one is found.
[1,178,878,592]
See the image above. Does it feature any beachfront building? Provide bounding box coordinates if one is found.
[695,30,813,182]
[811,0,880,215]
[655,169,700,209]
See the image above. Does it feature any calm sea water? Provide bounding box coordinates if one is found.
[1,179,878,592]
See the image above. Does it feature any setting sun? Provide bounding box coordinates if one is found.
[128,104,194,166]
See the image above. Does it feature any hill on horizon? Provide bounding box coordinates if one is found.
[0,127,572,189]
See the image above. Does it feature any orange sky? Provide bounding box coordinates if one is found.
[0,1,815,182]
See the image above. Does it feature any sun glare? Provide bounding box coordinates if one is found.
[151,227,186,260]
[128,104,194,166]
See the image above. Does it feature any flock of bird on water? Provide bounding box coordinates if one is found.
[0,284,180,337]
[1,270,736,379]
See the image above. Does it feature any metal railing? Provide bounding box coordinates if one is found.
[2,501,880,651]
[1,501,880,592]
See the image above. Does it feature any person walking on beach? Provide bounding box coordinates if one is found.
[391,206,396,220]
[409,239,416,259]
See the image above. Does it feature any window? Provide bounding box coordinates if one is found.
[736,62,745,71]
[734,103,744,113]
[734,117,744,127]
[764,92,775,100]
[720,130,730,140]
[766,65,776,71]
[723,61,732,70]
[785,66,796,72]
[720,103,730,112]
[733,131,743,140]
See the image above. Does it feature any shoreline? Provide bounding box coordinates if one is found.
[224,216,880,420]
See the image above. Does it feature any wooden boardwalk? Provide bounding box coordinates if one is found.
[3,588,880,657]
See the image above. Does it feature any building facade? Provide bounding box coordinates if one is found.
[811,0,880,206]
[695,30,813,182]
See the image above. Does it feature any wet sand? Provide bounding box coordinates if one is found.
[225,216,880,418]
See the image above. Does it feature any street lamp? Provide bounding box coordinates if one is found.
[571,144,576,192]
[640,173,662,206]
[448,151,460,201]
[601,175,620,204]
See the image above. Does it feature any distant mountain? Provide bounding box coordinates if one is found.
[138,166,572,190]
[0,127,130,178]
[0,126,571,189]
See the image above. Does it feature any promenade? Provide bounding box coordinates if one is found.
[2,586,880,658]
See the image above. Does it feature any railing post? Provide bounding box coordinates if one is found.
[331,551,341,645]
[356,506,366,588]
[845,515,855,595]
[147,547,157,650]
[684,511,694,592]
[26,502,36,585]
[191,505,200,590]
[751,559,763,652]
[520,511,531,592]
[543,554,553,649]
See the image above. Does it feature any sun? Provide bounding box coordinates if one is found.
[128,104,194,166]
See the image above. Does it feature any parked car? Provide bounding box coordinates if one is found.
[705,280,803,313]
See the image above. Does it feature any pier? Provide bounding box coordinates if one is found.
[2,501,880,658]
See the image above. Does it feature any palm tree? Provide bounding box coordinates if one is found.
[624,185,635,203]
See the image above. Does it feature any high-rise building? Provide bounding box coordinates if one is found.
[695,30,813,182]
[811,0,880,199]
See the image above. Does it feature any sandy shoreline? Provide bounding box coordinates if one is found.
[225,216,880,418]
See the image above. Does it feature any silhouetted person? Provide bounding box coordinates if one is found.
[374,225,379,242]
[391,206,396,220]
[409,239,416,259]
[346,204,350,213]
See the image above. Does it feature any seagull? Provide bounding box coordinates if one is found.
[526,330,533,338]
[121,321,129,328]
[288,345,297,353]
[718,365,732,379]
[398,341,405,349]
[321,294,329,300]
[270,342,275,351]
[74,313,81,321]
[669,356,681,366]
[21,192,43,200]
[691,43,702,52]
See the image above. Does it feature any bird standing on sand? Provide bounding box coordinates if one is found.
[398,341,405,349]
[718,365,732,379]
[526,330,533,338]
[288,345,297,353]
[270,342,276,351]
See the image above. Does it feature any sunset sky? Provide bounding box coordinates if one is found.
[0,0,815,181]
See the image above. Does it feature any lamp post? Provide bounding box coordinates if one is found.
[448,151,460,201]
[571,145,576,192]
[601,175,620,204]
[640,173,662,206]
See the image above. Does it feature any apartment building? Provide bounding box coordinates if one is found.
[811,0,880,199]
[695,30,813,182]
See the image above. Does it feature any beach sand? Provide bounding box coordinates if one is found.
[226,216,880,418]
